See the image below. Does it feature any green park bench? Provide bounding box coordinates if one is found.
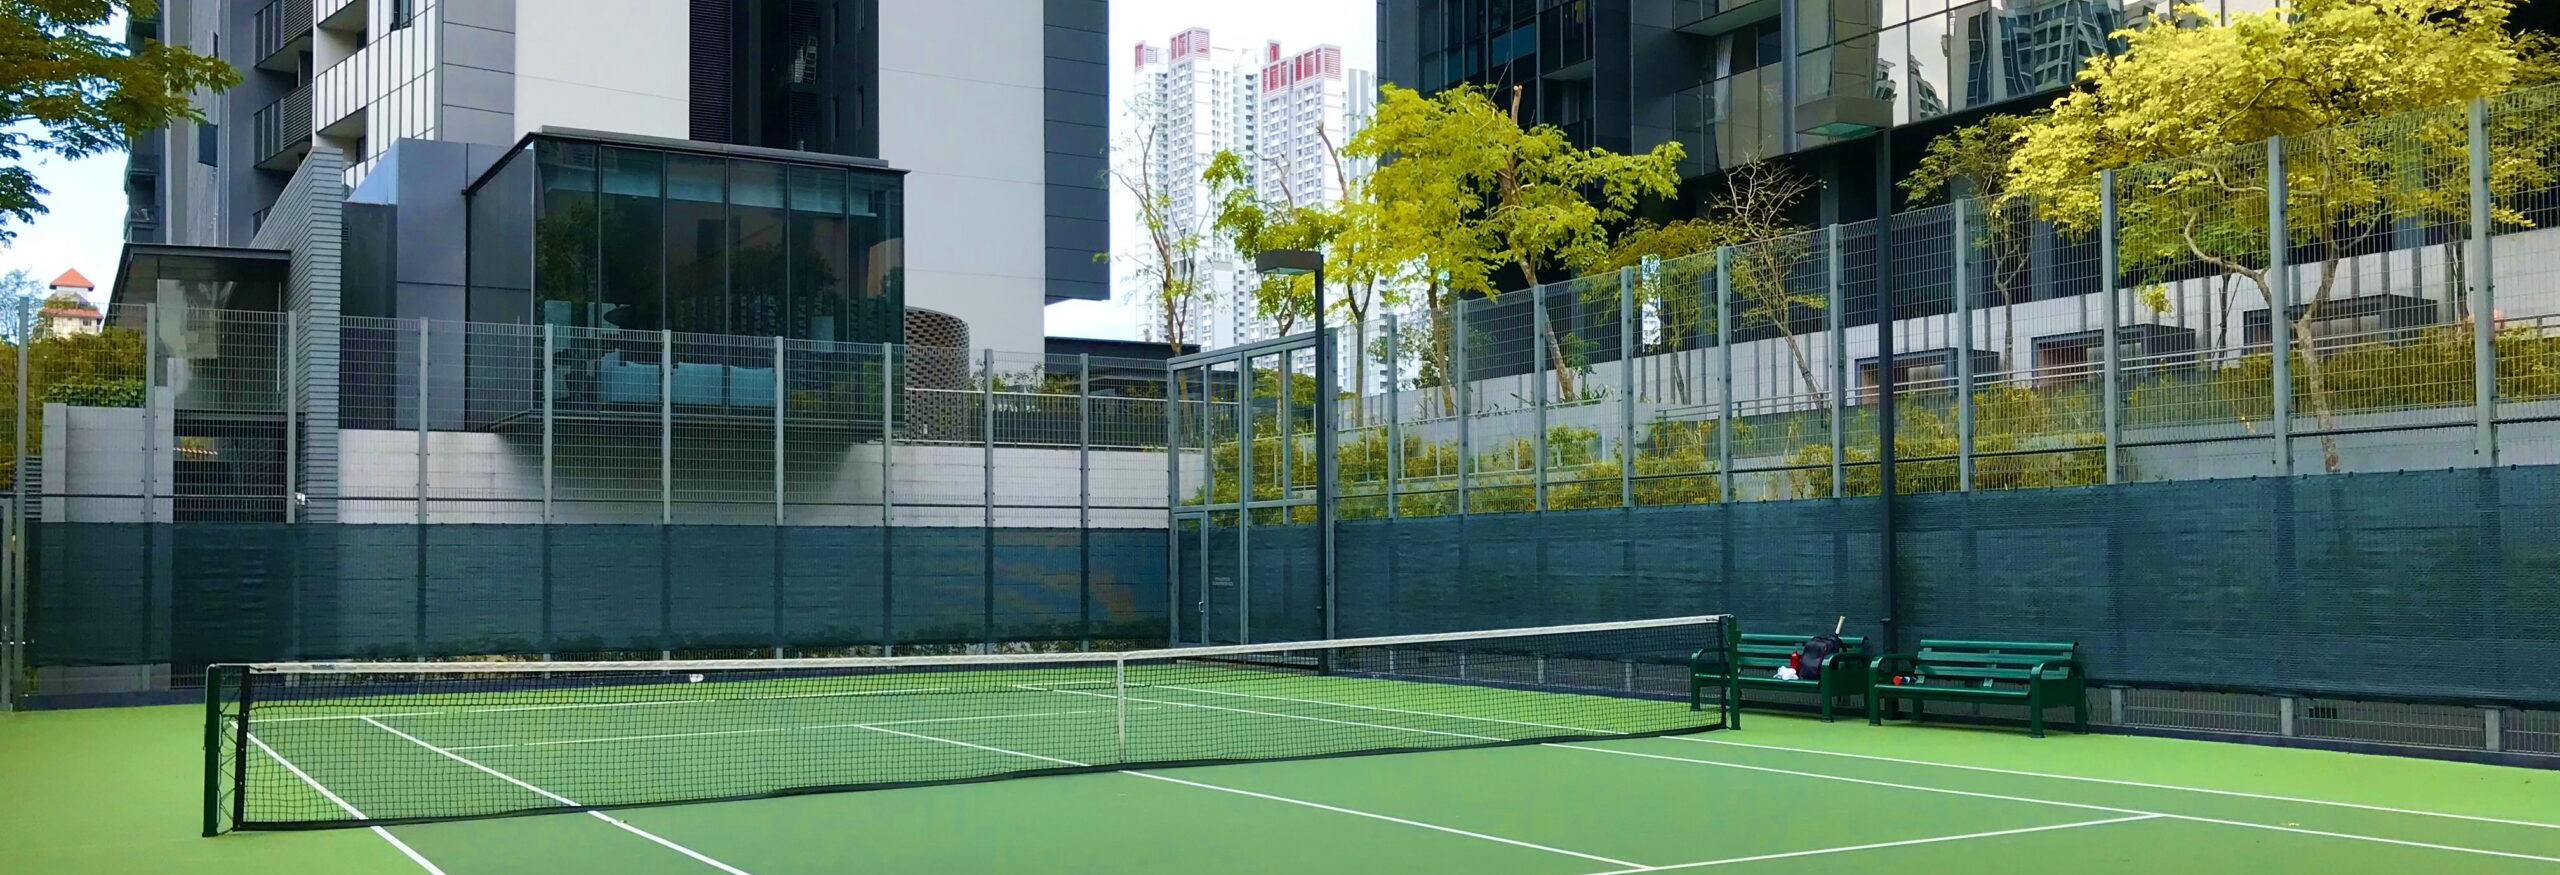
[1867,639,2088,738]
[1689,632,1870,722]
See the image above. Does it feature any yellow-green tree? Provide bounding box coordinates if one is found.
[1349,84,1683,402]
[4,0,238,241]
[2006,0,2560,472]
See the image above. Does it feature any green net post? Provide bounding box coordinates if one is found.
[201,665,232,836]
[1721,619,1743,730]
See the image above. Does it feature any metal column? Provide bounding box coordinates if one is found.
[142,304,157,525]
[1317,329,1339,641]
[1618,268,1636,508]
[2268,137,2294,476]
[1952,205,1975,492]
[880,345,897,649]
[2100,169,2124,483]
[1715,247,1734,501]
[1453,302,1470,515]
[660,330,674,524]
[1164,359,1181,646]
[6,297,26,710]
[774,336,787,525]
[1532,284,1549,511]
[1077,354,1092,647]
[541,325,555,523]
[2468,99,2499,464]
[1384,314,1401,519]
[1828,226,1846,498]
[282,317,296,523]
[982,349,996,648]
[416,317,430,526]
[1235,360,1252,642]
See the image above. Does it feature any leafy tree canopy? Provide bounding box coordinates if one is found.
[2008,0,2548,233]
[2,0,238,242]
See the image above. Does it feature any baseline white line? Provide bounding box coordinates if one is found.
[838,718,1643,868]
[359,717,756,875]
[259,687,946,723]
[245,733,449,875]
[443,707,1132,752]
[1552,743,2560,865]
[1029,684,1508,742]
[1569,815,2163,874]
[1667,736,2560,832]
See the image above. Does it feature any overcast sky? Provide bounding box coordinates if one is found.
[1047,0,1377,341]
[0,6,1379,336]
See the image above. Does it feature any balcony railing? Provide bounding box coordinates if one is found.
[253,0,312,71]
[252,85,312,170]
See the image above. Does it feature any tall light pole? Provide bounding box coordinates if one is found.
[1255,249,1331,639]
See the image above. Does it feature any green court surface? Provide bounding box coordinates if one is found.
[5,686,2556,874]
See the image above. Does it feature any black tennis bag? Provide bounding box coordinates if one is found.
[1797,633,1845,680]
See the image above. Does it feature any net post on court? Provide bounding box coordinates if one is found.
[204,614,1738,833]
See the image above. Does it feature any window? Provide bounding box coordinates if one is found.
[197,122,219,166]
[390,0,414,30]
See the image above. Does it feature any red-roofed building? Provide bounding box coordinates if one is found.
[41,269,102,336]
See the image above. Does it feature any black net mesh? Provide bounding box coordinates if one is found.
[211,616,1734,831]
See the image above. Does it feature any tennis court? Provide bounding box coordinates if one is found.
[5,618,2556,875]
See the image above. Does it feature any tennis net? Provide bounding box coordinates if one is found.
[204,614,1739,833]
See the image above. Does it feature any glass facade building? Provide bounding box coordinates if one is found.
[467,133,905,345]
[1384,0,2290,212]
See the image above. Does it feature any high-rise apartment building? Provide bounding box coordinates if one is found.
[1129,29,1373,351]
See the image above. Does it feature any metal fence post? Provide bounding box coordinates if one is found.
[2468,98,2498,465]
[771,336,786,524]
[1454,301,1470,515]
[1619,267,1636,509]
[1078,353,1093,648]
[2268,136,2294,477]
[660,330,674,524]
[881,344,897,650]
[1828,226,1845,498]
[1952,203,1975,492]
[142,303,157,525]
[541,324,555,523]
[416,317,430,526]
[1384,313,1402,519]
[1163,358,1180,647]
[1532,283,1549,512]
[2100,169,2123,484]
[981,348,996,648]
[7,296,26,710]
[1234,359,1252,642]
[282,317,296,523]
[1715,247,1734,501]
[1317,328,1339,641]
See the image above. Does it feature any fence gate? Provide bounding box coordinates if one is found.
[1168,332,1330,646]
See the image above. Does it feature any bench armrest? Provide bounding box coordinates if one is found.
[1869,654,1917,678]
[2027,658,2084,684]
[1821,651,1867,681]
[1688,647,1733,674]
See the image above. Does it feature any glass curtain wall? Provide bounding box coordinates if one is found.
[480,135,905,345]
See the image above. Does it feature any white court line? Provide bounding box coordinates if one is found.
[838,717,1643,868]
[245,733,450,875]
[1666,736,2560,832]
[1568,815,2164,873]
[1077,685,2560,866]
[1027,683,1508,742]
[443,708,1137,752]
[256,687,946,723]
[1551,743,2560,865]
[359,717,757,875]
[1163,681,2560,835]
